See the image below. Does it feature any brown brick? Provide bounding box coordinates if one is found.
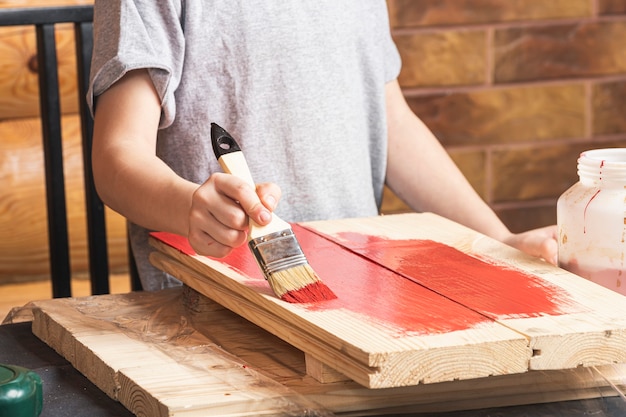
[491,141,626,203]
[496,205,557,233]
[494,21,626,83]
[406,85,585,146]
[491,144,586,203]
[395,31,486,88]
[388,0,590,28]
[448,149,487,199]
[593,80,626,135]
[598,0,626,14]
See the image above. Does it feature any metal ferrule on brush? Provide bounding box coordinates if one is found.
[248,229,308,278]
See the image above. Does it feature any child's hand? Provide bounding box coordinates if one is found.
[187,173,281,257]
[503,225,558,266]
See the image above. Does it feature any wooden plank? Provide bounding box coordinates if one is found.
[300,213,626,371]
[31,290,327,417]
[148,213,626,388]
[305,354,350,383]
[148,233,532,388]
[29,288,626,416]
[31,295,175,399]
[116,356,317,417]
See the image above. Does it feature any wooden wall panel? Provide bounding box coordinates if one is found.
[0,116,127,281]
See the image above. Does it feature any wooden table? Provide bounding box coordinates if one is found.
[3,289,626,416]
[10,213,626,416]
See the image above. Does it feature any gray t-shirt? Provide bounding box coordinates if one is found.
[88,0,401,290]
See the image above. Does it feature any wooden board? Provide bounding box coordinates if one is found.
[148,213,626,389]
[30,290,329,417]
[0,0,95,121]
[300,214,626,370]
[28,288,626,416]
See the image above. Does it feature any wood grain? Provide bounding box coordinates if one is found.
[148,239,531,388]
[30,290,331,417]
[0,21,81,120]
[0,116,128,281]
[305,354,350,384]
[148,213,626,389]
[28,288,626,416]
[302,213,626,371]
[0,0,130,282]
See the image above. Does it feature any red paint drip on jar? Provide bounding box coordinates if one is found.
[583,189,602,234]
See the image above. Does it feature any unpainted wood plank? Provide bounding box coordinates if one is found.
[29,288,626,416]
[31,297,173,398]
[118,361,320,417]
[305,354,350,384]
[30,289,333,416]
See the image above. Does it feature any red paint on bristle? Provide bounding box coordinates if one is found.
[280,281,337,303]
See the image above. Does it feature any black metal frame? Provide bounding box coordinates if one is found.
[0,6,141,297]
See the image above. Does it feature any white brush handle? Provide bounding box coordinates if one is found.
[218,151,291,240]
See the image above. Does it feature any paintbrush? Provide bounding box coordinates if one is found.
[210,123,336,303]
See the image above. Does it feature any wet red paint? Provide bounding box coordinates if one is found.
[582,156,605,233]
[151,230,493,336]
[152,232,195,256]
[305,230,586,320]
[281,281,337,303]
[151,232,336,303]
[151,224,586,336]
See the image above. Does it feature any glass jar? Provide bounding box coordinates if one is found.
[557,148,626,296]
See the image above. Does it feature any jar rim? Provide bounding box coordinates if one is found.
[581,148,626,164]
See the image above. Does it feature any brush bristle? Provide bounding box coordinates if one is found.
[267,264,337,303]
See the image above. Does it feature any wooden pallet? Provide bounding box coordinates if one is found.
[148,213,626,389]
[29,288,626,416]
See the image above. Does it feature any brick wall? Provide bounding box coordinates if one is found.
[382,0,626,233]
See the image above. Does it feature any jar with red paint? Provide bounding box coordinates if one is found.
[557,148,626,296]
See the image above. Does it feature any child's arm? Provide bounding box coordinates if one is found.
[92,69,277,257]
[384,79,557,264]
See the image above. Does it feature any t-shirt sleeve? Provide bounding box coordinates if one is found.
[381,5,402,83]
[87,0,184,128]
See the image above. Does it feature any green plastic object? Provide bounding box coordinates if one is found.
[0,364,43,417]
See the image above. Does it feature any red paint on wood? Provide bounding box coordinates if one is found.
[151,225,586,336]
[311,230,586,320]
[281,281,337,303]
[150,230,492,336]
[151,232,336,303]
[152,232,195,256]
